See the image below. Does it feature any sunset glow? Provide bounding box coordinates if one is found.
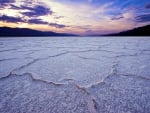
[0,0,150,35]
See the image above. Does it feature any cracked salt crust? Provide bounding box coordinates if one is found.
[0,37,150,113]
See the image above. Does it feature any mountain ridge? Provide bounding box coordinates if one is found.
[0,25,150,37]
[0,27,77,37]
[105,25,150,36]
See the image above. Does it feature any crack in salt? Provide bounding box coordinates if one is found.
[76,55,101,62]
[110,62,119,75]
[85,62,119,89]
[71,82,98,113]
[118,74,150,81]
[87,96,98,113]
[0,72,99,113]
[0,72,64,86]
[11,59,39,73]
[0,48,17,52]
[115,53,139,58]
[11,51,70,73]
[0,58,17,62]
[67,49,124,54]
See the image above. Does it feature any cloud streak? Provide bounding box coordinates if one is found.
[0,0,15,5]
[49,23,66,28]
[22,5,53,17]
[145,3,150,9]
[135,14,150,22]
[28,19,66,28]
[0,15,24,23]
[28,19,49,25]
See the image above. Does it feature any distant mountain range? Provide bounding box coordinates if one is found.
[0,25,150,37]
[0,27,76,37]
[105,25,150,36]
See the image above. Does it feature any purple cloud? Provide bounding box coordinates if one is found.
[111,16,124,20]
[28,19,66,28]
[28,19,49,25]
[145,3,150,9]
[0,15,24,23]
[9,4,20,10]
[0,0,15,8]
[0,0,15,5]
[22,5,53,17]
[49,23,66,28]
[135,14,150,22]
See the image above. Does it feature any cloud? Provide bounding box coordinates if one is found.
[22,5,53,17]
[135,14,150,22]
[145,3,150,9]
[49,23,66,28]
[111,16,124,20]
[0,0,150,35]
[0,0,15,5]
[28,19,66,28]
[11,5,34,10]
[28,19,49,25]
[54,16,64,19]
[0,15,24,23]
[9,4,21,10]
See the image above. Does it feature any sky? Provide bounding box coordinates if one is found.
[0,0,150,35]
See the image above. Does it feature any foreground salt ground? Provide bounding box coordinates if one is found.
[0,37,150,113]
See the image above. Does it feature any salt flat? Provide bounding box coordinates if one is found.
[0,37,150,113]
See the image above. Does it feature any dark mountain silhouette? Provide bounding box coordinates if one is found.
[0,25,149,37]
[0,27,77,37]
[106,25,150,36]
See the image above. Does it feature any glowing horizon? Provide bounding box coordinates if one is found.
[0,0,150,35]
